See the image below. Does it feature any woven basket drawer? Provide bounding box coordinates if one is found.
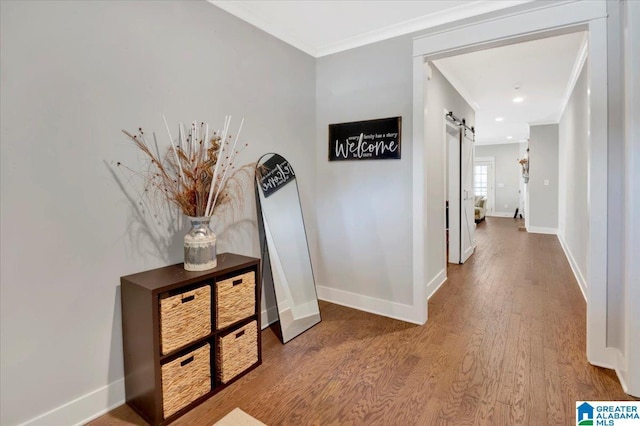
[161,343,211,419]
[216,321,258,384]
[216,271,255,329]
[160,284,211,355]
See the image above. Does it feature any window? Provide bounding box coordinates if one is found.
[474,164,488,196]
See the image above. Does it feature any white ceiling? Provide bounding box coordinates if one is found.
[209,1,586,146]
[210,0,532,57]
[434,31,587,145]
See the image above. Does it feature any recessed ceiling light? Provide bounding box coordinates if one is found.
[513,97,524,103]
[495,117,504,122]
[507,136,513,139]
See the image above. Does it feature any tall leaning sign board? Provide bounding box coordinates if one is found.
[328,117,401,161]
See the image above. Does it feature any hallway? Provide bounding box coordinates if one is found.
[93,218,634,426]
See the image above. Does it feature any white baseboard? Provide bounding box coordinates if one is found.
[19,303,290,426]
[316,285,421,325]
[426,268,447,299]
[527,226,558,235]
[588,347,627,395]
[19,304,285,426]
[587,346,618,375]
[557,233,588,302]
[261,305,278,329]
[487,211,514,218]
[19,379,125,426]
[615,348,630,395]
[615,368,634,396]
[610,346,640,398]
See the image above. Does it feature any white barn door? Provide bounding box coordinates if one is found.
[447,119,475,264]
[460,129,475,262]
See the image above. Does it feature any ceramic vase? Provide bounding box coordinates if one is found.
[184,216,217,271]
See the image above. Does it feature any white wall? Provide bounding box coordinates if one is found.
[606,0,625,353]
[315,44,474,318]
[528,124,559,232]
[424,65,475,289]
[622,0,640,396]
[558,63,589,296]
[315,35,414,309]
[0,2,315,425]
[475,143,521,216]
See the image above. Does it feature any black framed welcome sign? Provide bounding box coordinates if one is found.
[328,116,401,161]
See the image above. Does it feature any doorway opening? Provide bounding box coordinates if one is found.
[473,157,494,221]
[412,1,610,369]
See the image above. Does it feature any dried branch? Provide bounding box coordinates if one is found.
[120,118,247,218]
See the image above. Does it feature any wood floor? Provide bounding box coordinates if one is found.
[91,217,634,426]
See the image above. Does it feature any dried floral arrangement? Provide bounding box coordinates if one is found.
[518,149,530,182]
[120,116,248,218]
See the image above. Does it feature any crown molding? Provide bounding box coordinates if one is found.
[475,139,524,146]
[529,120,560,126]
[315,1,532,57]
[559,32,588,119]
[209,1,533,58]
[209,1,319,57]
[431,61,480,111]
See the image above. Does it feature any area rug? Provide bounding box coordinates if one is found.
[214,408,266,426]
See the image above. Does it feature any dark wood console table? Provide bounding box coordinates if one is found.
[121,253,261,425]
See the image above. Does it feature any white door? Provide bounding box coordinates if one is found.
[460,129,475,262]
[447,124,461,263]
[447,122,475,264]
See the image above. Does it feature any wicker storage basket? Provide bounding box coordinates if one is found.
[216,271,255,329]
[160,284,211,355]
[161,343,211,419]
[216,321,258,384]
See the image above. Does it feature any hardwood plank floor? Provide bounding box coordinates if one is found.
[89,217,635,426]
